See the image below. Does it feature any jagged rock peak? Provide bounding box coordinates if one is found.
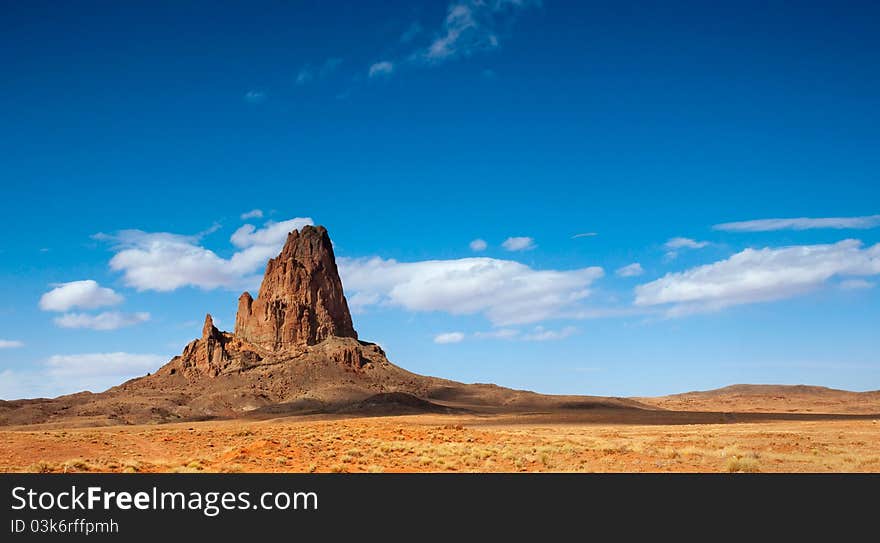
[234,225,357,351]
[202,314,222,341]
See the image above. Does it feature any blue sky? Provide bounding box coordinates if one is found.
[1,1,879,399]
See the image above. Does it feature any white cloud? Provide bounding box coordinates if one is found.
[616,263,644,277]
[474,328,520,340]
[421,0,537,63]
[46,352,165,380]
[664,237,710,261]
[425,3,479,61]
[447,326,576,342]
[0,340,24,349]
[502,236,535,251]
[54,311,150,331]
[244,90,267,104]
[338,256,603,325]
[635,239,880,316]
[39,280,123,312]
[368,61,394,78]
[363,2,534,81]
[106,231,242,291]
[347,292,382,314]
[469,238,488,251]
[566,307,654,319]
[230,217,313,248]
[521,325,577,342]
[240,209,264,220]
[714,214,880,232]
[0,352,168,399]
[102,217,313,292]
[434,332,465,344]
[0,370,45,400]
[665,237,710,250]
[572,232,598,239]
[840,279,875,290]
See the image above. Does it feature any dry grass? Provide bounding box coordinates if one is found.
[2,415,879,473]
[726,455,760,473]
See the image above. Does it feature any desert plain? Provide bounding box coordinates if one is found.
[4,228,877,474]
[2,385,879,474]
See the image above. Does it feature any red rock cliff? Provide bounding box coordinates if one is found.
[233,225,357,351]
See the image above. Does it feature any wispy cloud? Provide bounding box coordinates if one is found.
[244,90,267,104]
[521,325,577,342]
[368,61,394,78]
[474,328,520,340]
[45,352,164,381]
[502,236,535,251]
[616,263,644,277]
[296,58,343,86]
[839,279,875,290]
[572,232,598,239]
[240,209,264,220]
[434,332,465,344]
[636,239,880,316]
[419,0,538,63]
[347,292,382,314]
[714,214,880,232]
[364,1,537,80]
[565,307,654,320]
[469,238,488,251]
[0,339,24,349]
[665,237,710,250]
[0,352,168,399]
[461,326,578,342]
[54,311,150,331]
[663,237,710,261]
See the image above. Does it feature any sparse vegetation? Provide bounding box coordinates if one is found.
[26,461,53,473]
[2,415,878,473]
[726,455,760,473]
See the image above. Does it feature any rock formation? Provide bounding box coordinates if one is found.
[0,223,643,427]
[173,314,263,377]
[233,225,357,352]
[160,225,361,380]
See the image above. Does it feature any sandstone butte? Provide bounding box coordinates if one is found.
[0,225,646,427]
[176,225,362,378]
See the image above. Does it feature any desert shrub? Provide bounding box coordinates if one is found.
[726,456,759,473]
[63,459,94,472]
[26,461,54,473]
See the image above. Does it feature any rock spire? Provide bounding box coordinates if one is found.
[233,225,357,351]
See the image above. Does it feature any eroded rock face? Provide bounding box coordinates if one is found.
[233,225,357,351]
[158,226,358,380]
[170,314,263,377]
